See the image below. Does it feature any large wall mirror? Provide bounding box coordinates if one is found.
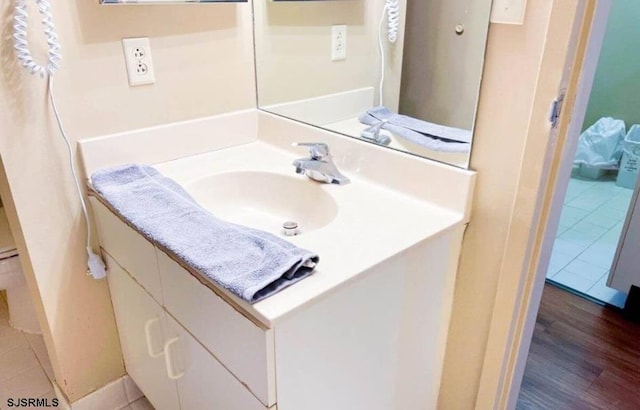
[253,0,493,169]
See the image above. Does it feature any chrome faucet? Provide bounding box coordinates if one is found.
[360,119,391,146]
[292,142,350,185]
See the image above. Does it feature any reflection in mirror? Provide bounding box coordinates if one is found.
[254,0,493,169]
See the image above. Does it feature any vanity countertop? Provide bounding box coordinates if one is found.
[80,109,476,327]
[153,140,464,326]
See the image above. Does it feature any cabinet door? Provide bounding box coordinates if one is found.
[158,251,276,406]
[107,255,180,410]
[164,314,267,410]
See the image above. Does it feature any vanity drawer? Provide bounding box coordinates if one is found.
[157,251,276,407]
[91,198,163,304]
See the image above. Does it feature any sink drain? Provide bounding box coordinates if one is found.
[282,221,300,237]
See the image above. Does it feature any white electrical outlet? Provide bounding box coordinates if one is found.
[331,25,347,61]
[122,37,155,86]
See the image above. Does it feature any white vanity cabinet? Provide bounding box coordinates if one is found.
[92,189,464,410]
[93,199,272,410]
[106,256,268,410]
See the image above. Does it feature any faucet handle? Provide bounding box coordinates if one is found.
[293,142,329,160]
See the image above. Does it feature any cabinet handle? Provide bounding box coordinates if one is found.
[144,318,163,358]
[163,337,185,380]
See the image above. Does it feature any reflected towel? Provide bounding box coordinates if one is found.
[359,106,471,153]
[91,164,319,303]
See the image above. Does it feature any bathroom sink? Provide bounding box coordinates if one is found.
[82,115,477,329]
[186,171,338,235]
[148,139,473,321]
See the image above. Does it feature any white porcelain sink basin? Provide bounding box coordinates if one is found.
[186,171,338,235]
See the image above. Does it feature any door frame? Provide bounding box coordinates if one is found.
[474,1,614,408]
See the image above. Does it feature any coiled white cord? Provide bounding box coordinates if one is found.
[13,0,61,78]
[385,0,400,44]
[13,0,106,279]
[378,0,400,106]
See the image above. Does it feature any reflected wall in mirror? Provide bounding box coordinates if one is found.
[254,0,493,169]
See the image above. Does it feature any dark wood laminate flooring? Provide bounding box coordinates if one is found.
[517,284,640,410]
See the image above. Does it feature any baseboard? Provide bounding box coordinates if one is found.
[53,375,144,410]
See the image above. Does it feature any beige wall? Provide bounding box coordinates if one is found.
[400,0,492,130]
[438,1,582,409]
[0,0,255,402]
[0,0,582,407]
[254,0,406,110]
[476,2,591,407]
[0,193,15,262]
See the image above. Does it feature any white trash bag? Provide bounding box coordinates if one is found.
[574,117,626,168]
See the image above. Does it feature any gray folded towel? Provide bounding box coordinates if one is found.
[359,106,471,153]
[91,164,319,303]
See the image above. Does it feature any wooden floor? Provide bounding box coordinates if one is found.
[517,284,640,409]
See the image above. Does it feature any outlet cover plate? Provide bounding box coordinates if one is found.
[331,25,347,61]
[122,37,156,86]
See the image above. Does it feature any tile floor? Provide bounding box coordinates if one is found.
[0,292,153,409]
[0,290,56,409]
[124,399,154,410]
[546,174,633,308]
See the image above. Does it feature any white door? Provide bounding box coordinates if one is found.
[164,314,267,410]
[107,256,180,410]
[609,177,640,293]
